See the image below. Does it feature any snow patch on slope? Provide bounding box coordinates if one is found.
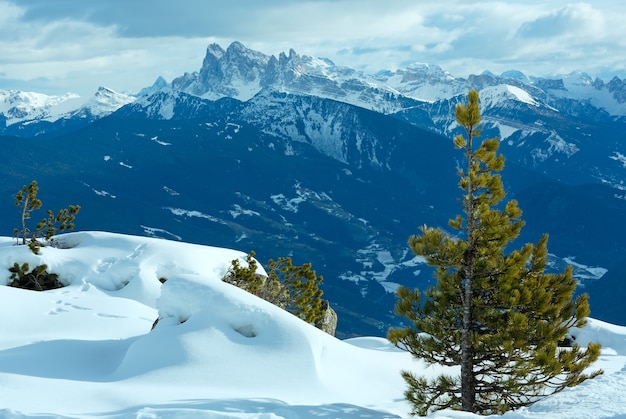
[164,207,226,224]
[610,152,626,168]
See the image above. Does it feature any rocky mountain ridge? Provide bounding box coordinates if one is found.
[5,42,626,190]
[4,41,626,134]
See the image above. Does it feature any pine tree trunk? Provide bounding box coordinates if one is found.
[460,124,476,412]
[461,253,475,411]
[21,196,29,245]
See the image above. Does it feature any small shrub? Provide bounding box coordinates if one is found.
[13,180,80,254]
[8,262,64,291]
[223,251,325,327]
[266,257,325,325]
[223,251,265,295]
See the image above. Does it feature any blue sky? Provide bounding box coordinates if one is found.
[2,0,625,96]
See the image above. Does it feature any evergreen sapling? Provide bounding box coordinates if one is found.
[387,90,601,416]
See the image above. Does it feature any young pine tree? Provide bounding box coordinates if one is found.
[387,90,601,416]
[13,180,80,254]
[14,180,43,245]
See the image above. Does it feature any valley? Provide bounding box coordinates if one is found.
[2,41,626,335]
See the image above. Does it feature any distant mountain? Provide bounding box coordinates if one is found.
[1,41,625,334]
[164,42,626,192]
[0,87,134,137]
[170,41,415,115]
[137,76,169,97]
[0,89,81,125]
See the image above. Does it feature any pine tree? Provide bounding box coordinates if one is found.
[13,180,80,254]
[14,180,42,245]
[387,90,602,416]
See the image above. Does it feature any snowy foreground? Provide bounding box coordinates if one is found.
[0,232,625,419]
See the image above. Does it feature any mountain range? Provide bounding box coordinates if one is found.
[1,41,625,336]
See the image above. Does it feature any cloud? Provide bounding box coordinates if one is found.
[505,3,626,77]
[517,3,606,40]
[3,0,626,96]
[17,0,318,38]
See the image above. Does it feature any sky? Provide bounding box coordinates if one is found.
[2,0,626,97]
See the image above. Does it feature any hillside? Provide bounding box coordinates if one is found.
[0,231,625,418]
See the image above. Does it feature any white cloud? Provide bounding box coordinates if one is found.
[2,0,626,96]
[518,3,606,40]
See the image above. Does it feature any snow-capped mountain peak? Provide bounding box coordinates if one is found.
[479,84,540,109]
[402,62,454,82]
[70,86,135,119]
[537,71,626,115]
[137,76,169,97]
[376,62,467,103]
[500,70,530,83]
[0,89,81,126]
[6,41,626,134]
[0,86,134,128]
[170,41,270,101]
[170,41,407,113]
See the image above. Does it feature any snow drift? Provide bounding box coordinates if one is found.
[0,231,624,418]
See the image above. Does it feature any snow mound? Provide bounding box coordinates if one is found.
[0,231,412,418]
[0,231,625,418]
